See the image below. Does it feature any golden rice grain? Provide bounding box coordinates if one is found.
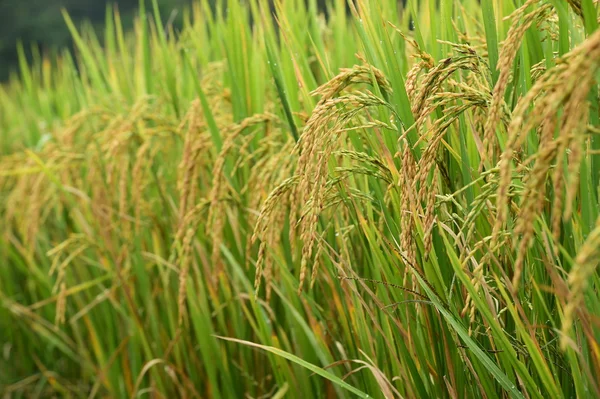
[562,215,600,349]
[483,0,552,165]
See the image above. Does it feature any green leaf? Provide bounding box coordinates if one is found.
[216,336,371,398]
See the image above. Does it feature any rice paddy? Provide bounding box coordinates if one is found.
[1,0,600,397]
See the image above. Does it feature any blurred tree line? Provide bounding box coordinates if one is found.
[0,0,192,81]
[0,0,336,81]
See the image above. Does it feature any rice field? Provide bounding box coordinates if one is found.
[1,0,600,397]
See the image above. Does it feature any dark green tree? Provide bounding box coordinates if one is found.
[0,0,190,80]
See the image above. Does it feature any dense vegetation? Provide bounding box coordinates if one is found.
[1,0,600,397]
[0,0,192,81]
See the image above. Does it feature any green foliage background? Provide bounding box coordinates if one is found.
[0,0,192,80]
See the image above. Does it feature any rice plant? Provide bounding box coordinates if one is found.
[1,0,600,397]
